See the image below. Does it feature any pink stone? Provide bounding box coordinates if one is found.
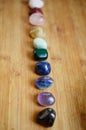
[29,12,45,26]
[29,8,43,16]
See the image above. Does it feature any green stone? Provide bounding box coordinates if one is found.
[34,48,48,61]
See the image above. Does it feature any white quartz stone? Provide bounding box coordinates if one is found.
[33,38,47,49]
[29,0,44,8]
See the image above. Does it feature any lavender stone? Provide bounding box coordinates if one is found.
[36,76,54,89]
[37,92,55,106]
[35,61,51,75]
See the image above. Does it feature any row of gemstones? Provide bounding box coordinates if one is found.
[28,0,56,127]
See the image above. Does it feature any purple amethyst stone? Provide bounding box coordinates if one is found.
[37,92,55,106]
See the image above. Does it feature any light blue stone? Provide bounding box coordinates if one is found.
[35,76,54,89]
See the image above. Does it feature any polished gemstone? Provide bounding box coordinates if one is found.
[29,12,45,26]
[37,92,55,106]
[29,27,45,38]
[29,8,43,16]
[37,108,56,127]
[35,61,51,75]
[29,0,44,9]
[34,48,48,61]
[33,38,47,49]
[36,76,54,89]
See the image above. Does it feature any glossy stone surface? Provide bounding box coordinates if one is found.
[29,27,45,38]
[37,92,55,106]
[29,12,45,26]
[29,8,43,16]
[29,0,44,9]
[33,38,47,49]
[34,48,48,61]
[35,76,54,89]
[35,61,51,75]
[37,108,56,127]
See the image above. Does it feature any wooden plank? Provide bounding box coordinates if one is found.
[0,0,86,130]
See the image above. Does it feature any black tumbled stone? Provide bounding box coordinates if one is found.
[37,108,56,127]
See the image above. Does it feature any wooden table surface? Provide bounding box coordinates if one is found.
[0,0,86,130]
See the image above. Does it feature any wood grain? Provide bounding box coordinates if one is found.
[0,0,86,130]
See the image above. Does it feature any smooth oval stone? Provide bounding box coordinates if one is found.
[36,76,54,89]
[29,12,45,26]
[29,0,44,9]
[37,108,56,127]
[33,38,47,49]
[34,48,48,61]
[35,61,51,75]
[29,27,45,38]
[37,92,55,106]
[29,8,43,16]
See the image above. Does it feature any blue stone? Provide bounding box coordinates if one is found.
[35,61,51,75]
[36,76,54,89]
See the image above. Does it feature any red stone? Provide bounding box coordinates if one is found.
[29,8,43,16]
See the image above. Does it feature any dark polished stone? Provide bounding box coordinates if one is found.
[37,108,56,127]
[35,61,51,75]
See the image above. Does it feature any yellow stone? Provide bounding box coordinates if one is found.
[29,27,45,38]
